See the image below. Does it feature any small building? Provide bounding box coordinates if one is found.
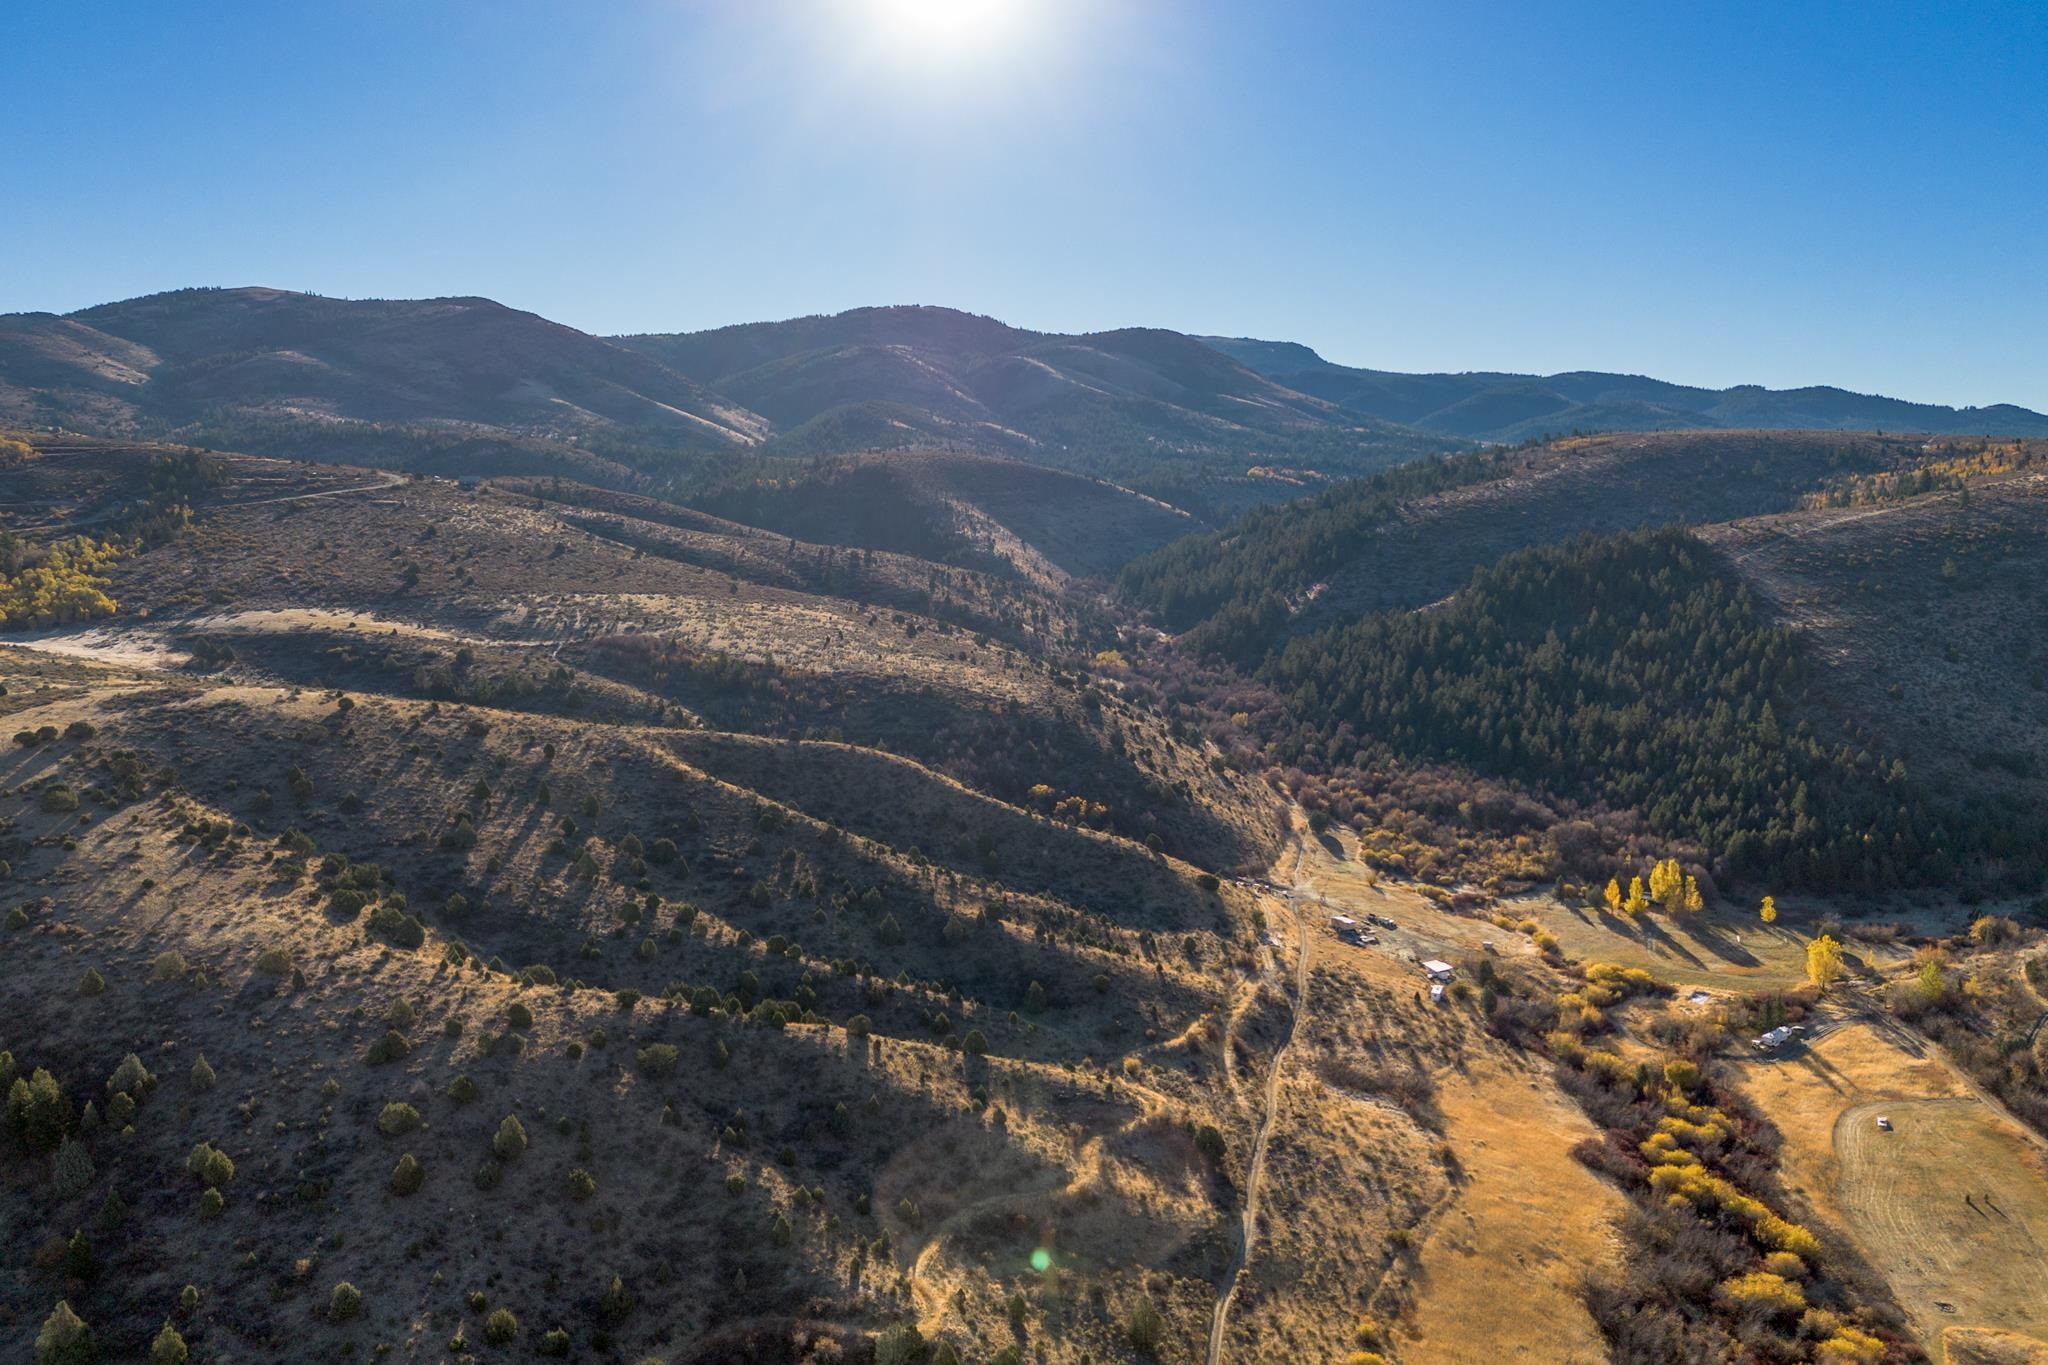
[1422,959,1454,982]
[1429,982,1446,1004]
[1331,915,1358,928]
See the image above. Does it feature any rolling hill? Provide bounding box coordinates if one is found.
[1117,429,1936,661]
[5,421,2047,1365]
[1201,335,2048,442]
[0,288,768,468]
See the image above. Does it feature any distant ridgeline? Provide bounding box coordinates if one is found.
[1251,528,2036,892]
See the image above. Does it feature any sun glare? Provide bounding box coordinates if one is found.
[865,0,1030,61]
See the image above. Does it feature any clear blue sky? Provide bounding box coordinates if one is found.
[4,1,2043,409]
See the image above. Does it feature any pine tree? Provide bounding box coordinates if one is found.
[149,1321,188,1365]
[53,1137,94,1200]
[34,1300,95,1364]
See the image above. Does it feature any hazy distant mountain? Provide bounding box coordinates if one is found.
[0,287,768,482]
[615,305,1444,506]
[8,289,2044,512]
[1199,336,2048,440]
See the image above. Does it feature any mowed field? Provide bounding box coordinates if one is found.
[1738,1020,2048,1360]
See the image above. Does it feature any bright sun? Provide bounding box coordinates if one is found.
[867,0,1028,59]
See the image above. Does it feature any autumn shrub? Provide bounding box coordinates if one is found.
[1718,1270,1804,1316]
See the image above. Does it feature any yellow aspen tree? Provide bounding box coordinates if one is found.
[1759,896,1777,924]
[1806,934,1844,992]
[1682,876,1704,914]
[1603,878,1623,914]
[1623,876,1649,917]
[1648,858,1680,913]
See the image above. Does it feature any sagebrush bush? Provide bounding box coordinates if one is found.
[150,951,189,983]
[635,1044,678,1078]
[364,1030,410,1065]
[447,1074,479,1104]
[254,947,294,976]
[506,1001,533,1031]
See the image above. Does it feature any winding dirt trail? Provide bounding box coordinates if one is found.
[1206,852,1313,1365]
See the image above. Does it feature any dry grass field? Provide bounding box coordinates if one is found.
[1737,1019,2048,1360]
[1700,467,2048,822]
[1206,828,1625,1364]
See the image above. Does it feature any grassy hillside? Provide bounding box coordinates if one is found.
[1699,457,2048,881]
[688,452,1197,584]
[0,435,1305,1362]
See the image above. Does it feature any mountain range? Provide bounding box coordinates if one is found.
[1200,335,2048,442]
[4,288,2043,513]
